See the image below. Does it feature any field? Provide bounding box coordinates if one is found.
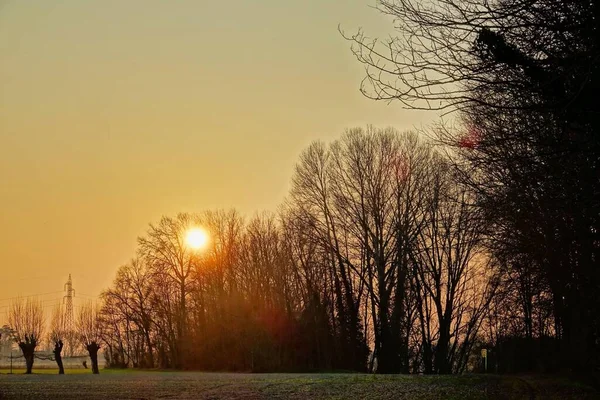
[0,370,596,399]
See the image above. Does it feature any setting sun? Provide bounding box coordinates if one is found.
[185,228,209,250]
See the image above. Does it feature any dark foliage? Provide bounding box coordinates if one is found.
[346,0,600,372]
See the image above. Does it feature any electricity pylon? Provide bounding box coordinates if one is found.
[63,274,75,332]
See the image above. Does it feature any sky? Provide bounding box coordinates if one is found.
[0,0,434,322]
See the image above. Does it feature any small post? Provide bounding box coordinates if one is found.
[481,348,487,373]
[10,351,13,374]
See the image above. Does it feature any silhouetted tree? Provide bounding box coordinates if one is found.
[8,297,44,374]
[411,158,498,373]
[288,127,494,373]
[101,258,155,368]
[138,213,200,368]
[77,302,102,374]
[346,0,600,372]
[98,128,496,373]
[49,304,66,374]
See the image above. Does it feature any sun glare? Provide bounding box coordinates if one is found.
[185,228,209,250]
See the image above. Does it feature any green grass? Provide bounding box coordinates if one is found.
[0,368,104,375]
[0,371,596,399]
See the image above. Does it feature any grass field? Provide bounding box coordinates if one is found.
[0,370,596,399]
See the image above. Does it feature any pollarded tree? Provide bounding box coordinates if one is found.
[77,302,102,374]
[49,304,66,374]
[8,297,45,374]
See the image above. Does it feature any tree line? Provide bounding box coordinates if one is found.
[98,0,600,373]
[91,128,496,374]
[345,0,600,372]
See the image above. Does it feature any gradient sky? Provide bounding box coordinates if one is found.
[0,0,433,322]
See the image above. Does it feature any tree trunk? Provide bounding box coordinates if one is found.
[377,266,401,374]
[53,340,65,374]
[178,280,186,369]
[86,342,101,374]
[422,340,433,374]
[434,320,451,374]
[144,330,154,368]
[392,246,409,374]
[19,341,36,374]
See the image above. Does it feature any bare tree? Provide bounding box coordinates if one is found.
[101,258,156,368]
[411,161,497,373]
[98,293,131,368]
[77,302,102,374]
[8,297,45,374]
[289,137,370,371]
[346,0,600,372]
[138,213,200,368]
[49,304,66,374]
[288,127,495,373]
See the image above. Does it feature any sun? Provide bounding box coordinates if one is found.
[185,228,209,250]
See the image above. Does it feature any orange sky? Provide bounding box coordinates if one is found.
[0,0,434,323]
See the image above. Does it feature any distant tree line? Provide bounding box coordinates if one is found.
[98,128,497,374]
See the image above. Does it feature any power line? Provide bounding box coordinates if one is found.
[78,293,99,299]
[0,291,63,303]
[0,298,62,306]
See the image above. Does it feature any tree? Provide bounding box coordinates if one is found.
[410,159,497,373]
[289,134,373,371]
[98,292,129,368]
[138,213,200,368]
[8,297,45,374]
[97,132,496,374]
[77,302,102,374]
[288,127,493,373]
[49,304,66,374]
[101,258,156,368]
[346,0,600,372]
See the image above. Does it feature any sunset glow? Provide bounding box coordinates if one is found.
[0,0,420,314]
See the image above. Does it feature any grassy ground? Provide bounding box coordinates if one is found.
[0,368,92,375]
[0,370,596,399]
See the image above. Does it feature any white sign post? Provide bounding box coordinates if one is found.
[481,349,488,372]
